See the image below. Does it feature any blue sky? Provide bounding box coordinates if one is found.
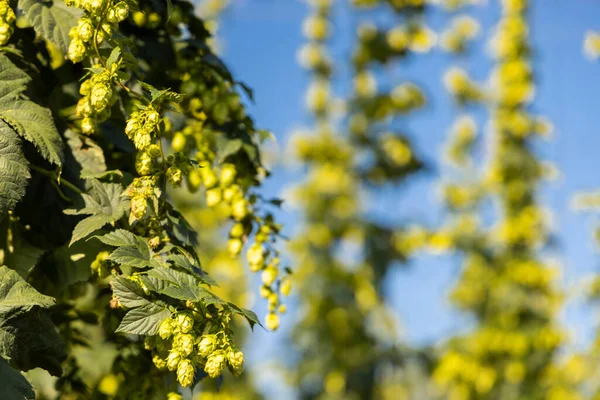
[213,0,600,381]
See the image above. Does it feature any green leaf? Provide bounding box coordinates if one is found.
[0,266,66,376]
[106,47,121,69]
[216,138,243,163]
[146,267,197,288]
[111,277,150,308]
[70,214,114,246]
[165,0,173,22]
[227,302,262,330]
[40,242,97,290]
[18,0,81,56]
[166,254,218,287]
[0,121,30,221]
[92,229,143,248]
[68,181,129,245]
[0,357,34,400]
[138,81,184,104]
[146,267,223,306]
[257,129,275,143]
[108,246,160,269]
[0,54,31,102]
[64,129,106,176]
[0,100,64,166]
[115,303,170,335]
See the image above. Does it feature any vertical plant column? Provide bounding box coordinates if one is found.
[290,0,432,398]
[431,1,564,399]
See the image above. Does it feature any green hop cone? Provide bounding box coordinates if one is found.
[136,151,155,175]
[125,116,141,138]
[158,317,175,340]
[76,97,93,117]
[176,359,195,387]
[166,350,182,372]
[220,163,237,187]
[173,333,195,357]
[167,166,183,186]
[152,354,167,371]
[204,351,226,378]
[107,2,129,23]
[176,312,194,334]
[90,84,112,111]
[133,129,152,150]
[198,334,217,358]
[68,38,87,63]
[81,117,97,135]
[227,348,244,376]
[147,109,160,125]
[77,18,94,42]
[167,393,182,400]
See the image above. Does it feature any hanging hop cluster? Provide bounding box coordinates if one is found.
[168,121,290,330]
[147,311,244,387]
[66,0,130,62]
[125,107,162,151]
[0,0,15,46]
[76,64,120,135]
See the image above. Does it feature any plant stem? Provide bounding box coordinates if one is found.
[30,165,84,195]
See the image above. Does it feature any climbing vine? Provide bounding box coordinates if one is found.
[0,0,282,398]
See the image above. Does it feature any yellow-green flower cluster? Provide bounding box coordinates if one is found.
[125,106,162,151]
[440,15,480,53]
[0,1,15,46]
[66,0,130,62]
[77,63,121,135]
[148,310,244,387]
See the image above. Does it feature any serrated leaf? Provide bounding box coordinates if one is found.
[146,267,197,288]
[0,54,30,102]
[0,100,64,166]
[139,80,184,104]
[108,246,159,268]
[111,277,150,308]
[0,266,66,376]
[166,253,217,286]
[70,214,114,246]
[227,302,262,330]
[69,182,129,245]
[146,267,223,306]
[18,0,81,56]
[92,229,143,248]
[115,303,170,335]
[139,275,169,293]
[64,129,106,176]
[0,121,30,221]
[0,357,35,400]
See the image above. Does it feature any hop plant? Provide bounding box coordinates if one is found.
[173,333,195,357]
[175,312,194,334]
[176,359,196,387]
[166,350,182,372]
[226,348,244,376]
[204,351,226,378]
[198,335,217,358]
